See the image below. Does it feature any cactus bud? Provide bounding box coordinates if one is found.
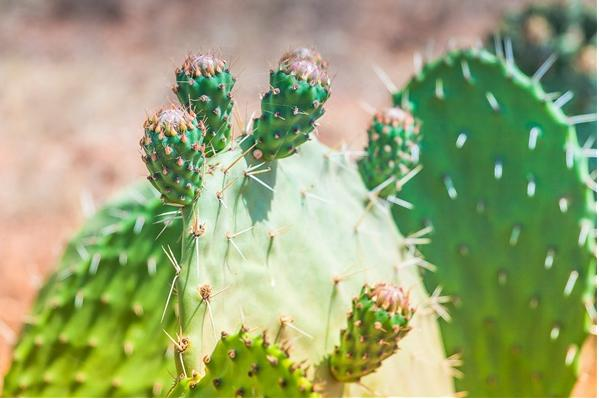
[140,105,206,206]
[279,47,329,70]
[175,54,235,157]
[328,283,414,382]
[251,48,331,161]
[358,107,420,198]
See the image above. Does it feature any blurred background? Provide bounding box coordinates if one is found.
[0,0,595,394]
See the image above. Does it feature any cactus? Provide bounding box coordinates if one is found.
[3,49,454,397]
[250,52,330,161]
[2,184,181,397]
[169,327,317,398]
[329,283,413,383]
[357,108,421,199]
[174,54,235,157]
[486,0,597,160]
[378,48,595,396]
[142,106,207,206]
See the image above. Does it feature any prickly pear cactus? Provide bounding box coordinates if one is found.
[250,53,330,161]
[329,283,413,382]
[3,49,454,397]
[170,328,317,397]
[389,49,595,396]
[358,108,421,198]
[487,0,597,154]
[156,136,451,397]
[174,54,235,157]
[2,184,181,397]
[142,106,206,206]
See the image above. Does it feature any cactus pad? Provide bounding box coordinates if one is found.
[2,184,180,397]
[251,50,330,161]
[141,106,206,206]
[169,327,317,398]
[391,49,595,396]
[358,108,421,198]
[329,283,413,382]
[174,54,235,157]
[4,139,453,397]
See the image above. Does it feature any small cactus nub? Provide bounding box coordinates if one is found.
[279,47,329,70]
[328,283,414,383]
[358,107,420,198]
[140,105,206,206]
[250,47,331,162]
[174,53,235,157]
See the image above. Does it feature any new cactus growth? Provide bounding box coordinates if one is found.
[170,327,317,398]
[358,108,421,198]
[142,106,207,206]
[329,283,413,382]
[3,48,453,397]
[279,47,329,70]
[386,48,595,396]
[250,49,331,161]
[174,54,235,157]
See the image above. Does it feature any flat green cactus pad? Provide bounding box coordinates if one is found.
[3,139,453,397]
[488,0,597,155]
[392,49,595,396]
[169,328,317,398]
[2,184,180,397]
[165,138,452,396]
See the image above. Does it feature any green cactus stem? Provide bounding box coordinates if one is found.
[250,49,331,161]
[174,54,235,157]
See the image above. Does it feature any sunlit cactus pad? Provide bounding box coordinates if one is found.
[162,137,452,396]
[391,49,595,396]
[2,138,453,397]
